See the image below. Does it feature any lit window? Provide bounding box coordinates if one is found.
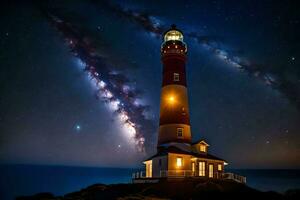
[192,162,195,173]
[145,161,152,178]
[209,164,214,178]
[199,161,205,176]
[173,73,179,81]
[199,145,206,152]
[176,157,183,167]
[177,128,183,138]
[218,164,222,171]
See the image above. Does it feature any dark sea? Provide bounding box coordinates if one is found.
[0,164,299,200]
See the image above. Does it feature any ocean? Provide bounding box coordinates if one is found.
[0,164,299,200]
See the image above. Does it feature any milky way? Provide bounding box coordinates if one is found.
[43,11,155,152]
[1,0,299,168]
[41,0,299,155]
[97,0,300,110]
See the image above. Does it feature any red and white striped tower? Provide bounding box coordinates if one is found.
[158,25,191,147]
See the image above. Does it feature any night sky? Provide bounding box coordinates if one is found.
[0,0,299,169]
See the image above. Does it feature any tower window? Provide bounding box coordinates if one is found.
[173,73,180,81]
[177,128,183,138]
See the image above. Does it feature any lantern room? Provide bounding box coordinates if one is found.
[164,27,183,42]
[161,25,187,56]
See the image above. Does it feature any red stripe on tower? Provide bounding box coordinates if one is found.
[158,25,192,146]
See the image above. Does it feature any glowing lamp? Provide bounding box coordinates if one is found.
[164,30,183,42]
[167,95,176,105]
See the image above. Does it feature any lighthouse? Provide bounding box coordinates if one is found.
[137,25,233,181]
[158,24,191,146]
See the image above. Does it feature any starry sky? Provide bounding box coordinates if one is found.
[0,0,299,169]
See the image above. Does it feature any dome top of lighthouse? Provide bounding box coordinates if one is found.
[163,24,184,42]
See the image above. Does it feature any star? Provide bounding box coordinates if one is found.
[75,124,81,131]
[118,144,121,148]
[285,129,289,133]
[266,140,270,144]
[291,57,295,61]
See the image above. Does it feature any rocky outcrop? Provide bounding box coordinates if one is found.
[16,179,300,200]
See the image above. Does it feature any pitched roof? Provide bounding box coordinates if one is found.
[144,146,225,162]
[191,139,210,146]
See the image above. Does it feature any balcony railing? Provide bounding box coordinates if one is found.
[222,172,247,183]
[132,170,246,184]
[160,170,194,177]
[159,170,225,179]
[132,171,146,179]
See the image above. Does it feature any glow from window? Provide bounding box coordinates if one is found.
[218,164,222,171]
[209,164,214,178]
[192,162,195,172]
[199,161,205,176]
[176,157,183,167]
[200,145,206,152]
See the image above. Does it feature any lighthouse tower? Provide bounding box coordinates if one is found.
[158,24,191,147]
[139,25,227,180]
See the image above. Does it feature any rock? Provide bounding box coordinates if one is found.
[16,192,57,200]
[16,179,300,200]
